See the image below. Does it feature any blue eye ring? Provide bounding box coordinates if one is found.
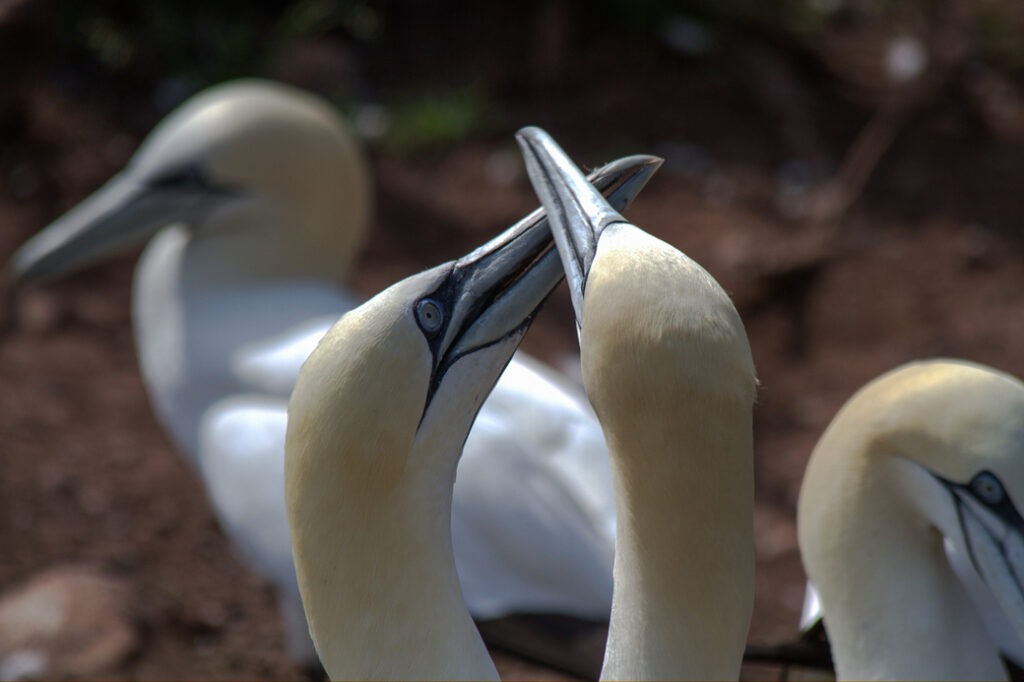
[971,471,1004,506]
[416,299,444,333]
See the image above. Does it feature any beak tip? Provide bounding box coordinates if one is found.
[7,242,46,288]
[515,127,562,163]
[8,252,30,287]
[515,125,544,140]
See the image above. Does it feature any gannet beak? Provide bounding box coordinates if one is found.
[419,151,661,408]
[515,126,660,324]
[9,167,233,286]
[936,472,1024,642]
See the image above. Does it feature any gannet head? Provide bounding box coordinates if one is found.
[283,152,659,679]
[11,79,370,286]
[516,125,756,452]
[517,126,756,679]
[799,359,1024,653]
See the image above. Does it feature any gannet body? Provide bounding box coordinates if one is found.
[284,154,659,680]
[518,127,757,680]
[798,360,1024,681]
[9,80,644,662]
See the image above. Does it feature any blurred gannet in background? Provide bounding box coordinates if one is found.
[284,152,657,680]
[9,79,656,663]
[517,126,757,680]
[798,360,1024,680]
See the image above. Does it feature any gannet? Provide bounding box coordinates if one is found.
[284,150,658,680]
[798,359,1024,681]
[517,126,757,680]
[8,79,653,662]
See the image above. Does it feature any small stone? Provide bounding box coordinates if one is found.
[0,565,139,679]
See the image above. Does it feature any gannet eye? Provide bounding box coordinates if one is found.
[971,471,1004,506]
[416,299,444,333]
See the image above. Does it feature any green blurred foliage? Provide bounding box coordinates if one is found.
[380,86,490,155]
[51,0,1024,83]
[972,3,1024,73]
[54,0,382,84]
[277,0,382,43]
[44,0,1024,153]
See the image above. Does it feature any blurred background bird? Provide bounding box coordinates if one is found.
[2,0,1024,679]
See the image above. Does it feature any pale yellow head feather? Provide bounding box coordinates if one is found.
[800,359,1024,544]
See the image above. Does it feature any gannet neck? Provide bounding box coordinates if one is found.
[132,225,353,460]
[798,360,1024,680]
[805,461,1001,680]
[286,283,498,680]
[132,226,190,453]
[582,225,757,681]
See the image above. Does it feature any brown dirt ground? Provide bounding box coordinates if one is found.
[2,11,1024,680]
